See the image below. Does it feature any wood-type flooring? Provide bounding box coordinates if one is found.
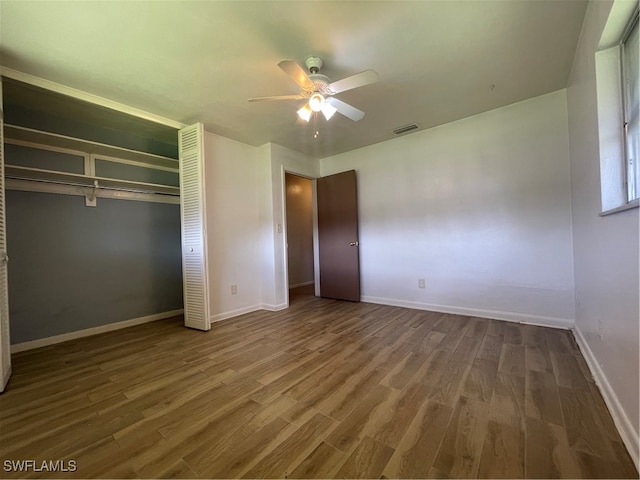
[0,287,637,478]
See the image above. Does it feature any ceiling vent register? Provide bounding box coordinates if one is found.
[393,123,420,135]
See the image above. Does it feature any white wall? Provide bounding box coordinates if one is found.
[566,0,639,463]
[202,133,316,317]
[264,143,319,309]
[320,90,575,327]
[203,131,263,321]
[256,143,278,309]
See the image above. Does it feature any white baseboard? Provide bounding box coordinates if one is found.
[572,326,639,471]
[289,281,314,289]
[261,302,288,312]
[210,305,263,324]
[361,295,574,330]
[11,309,184,353]
[208,303,288,325]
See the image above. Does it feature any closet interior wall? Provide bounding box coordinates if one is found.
[2,78,184,346]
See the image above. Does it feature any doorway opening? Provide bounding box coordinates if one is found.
[284,172,315,305]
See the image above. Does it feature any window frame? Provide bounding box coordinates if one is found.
[596,2,640,216]
[620,9,639,203]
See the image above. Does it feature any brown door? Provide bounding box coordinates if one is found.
[317,170,360,301]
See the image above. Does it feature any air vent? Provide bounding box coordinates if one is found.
[393,123,420,135]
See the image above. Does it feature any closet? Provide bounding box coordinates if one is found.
[0,77,185,378]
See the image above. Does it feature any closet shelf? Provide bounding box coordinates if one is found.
[5,165,180,196]
[4,124,179,171]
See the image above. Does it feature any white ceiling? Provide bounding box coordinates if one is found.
[0,0,588,159]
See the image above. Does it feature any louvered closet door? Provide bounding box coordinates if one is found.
[179,123,210,331]
[0,79,12,391]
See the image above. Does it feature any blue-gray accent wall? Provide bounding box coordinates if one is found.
[3,82,184,344]
[6,190,183,344]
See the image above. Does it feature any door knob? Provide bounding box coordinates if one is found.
[349,241,359,246]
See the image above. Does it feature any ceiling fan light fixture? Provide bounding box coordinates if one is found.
[250,57,379,124]
[297,104,312,122]
[321,102,337,121]
[308,93,325,112]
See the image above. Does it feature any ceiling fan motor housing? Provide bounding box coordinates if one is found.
[304,57,332,95]
[309,74,332,95]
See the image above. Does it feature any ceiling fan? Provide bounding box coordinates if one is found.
[248,57,379,122]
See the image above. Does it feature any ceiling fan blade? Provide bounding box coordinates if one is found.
[278,60,314,90]
[326,97,365,121]
[248,94,305,102]
[328,69,379,94]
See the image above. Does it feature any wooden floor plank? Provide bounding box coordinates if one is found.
[558,387,618,461]
[426,359,471,405]
[382,400,454,479]
[241,413,337,479]
[476,334,503,364]
[380,351,430,390]
[289,441,345,479]
[334,436,395,479]
[525,416,582,479]
[463,358,498,403]
[449,337,481,366]
[525,369,565,427]
[317,367,387,422]
[194,416,294,478]
[477,419,524,479]
[368,382,431,450]
[465,317,489,339]
[432,395,490,478]
[325,385,393,453]
[503,323,524,345]
[498,344,525,378]
[550,351,591,391]
[525,344,554,374]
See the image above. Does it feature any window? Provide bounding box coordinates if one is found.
[595,4,639,214]
[622,14,639,201]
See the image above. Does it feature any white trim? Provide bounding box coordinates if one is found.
[261,302,288,312]
[210,305,264,324]
[6,177,174,202]
[91,153,179,173]
[5,124,178,168]
[361,295,574,329]
[289,281,314,289]
[6,178,180,205]
[84,151,95,177]
[210,303,290,325]
[600,198,640,216]
[10,309,184,353]
[0,67,187,130]
[6,136,88,160]
[572,326,639,471]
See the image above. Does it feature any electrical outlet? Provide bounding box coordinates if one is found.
[418,278,425,289]
[231,285,238,295]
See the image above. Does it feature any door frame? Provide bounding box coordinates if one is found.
[281,168,320,308]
